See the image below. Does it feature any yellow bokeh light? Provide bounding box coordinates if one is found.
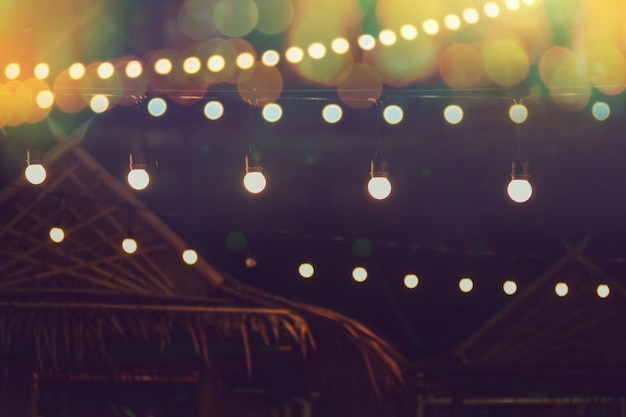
[597,284,610,298]
[5,63,20,80]
[69,63,86,80]
[207,55,226,72]
[404,274,419,289]
[262,102,283,122]
[236,52,255,69]
[97,62,115,79]
[357,34,376,51]
[90,95,109,113]
[34,63,50,80]
[122,237,138,254]
[308,43,327,60]
[509,103,528,123]
[262,50,280,66]
[422,19,439,35]
[182,249,199,265]
[183,56,202,74]
[322,104,343,123]
[584,43,626,95]
[444,14,461,30]
[204,101,224,120]
[444,105,464,124]
[484,2,501,18]
[49,226,65,243]
[459,277,474,293]
[503,280,518,295]
[439,44,484,89]
[125,60,143,78]
[483,38,529,87]
[155,58,173,75]
[555,282,568,297]
[331,38,350,54]
[285,46,304,63]
[214,0,259,37]
[379,29,397,46]
[505,0,521,10]
[298,263,314,279]
[352,266,368,282]
[383,104,403,124]
[400,24,418,40]
[36,90,54,109]
[522,0,536,4]
[463,8,479,24]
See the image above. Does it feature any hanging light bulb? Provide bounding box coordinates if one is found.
[182,248,198,265]
[122,237,138,254]
[25,151,47,185]
[243,149,267,194]
[49,226,65,243]
[127,154,150,191]
[367,151,392,200]
[507,159,532,203]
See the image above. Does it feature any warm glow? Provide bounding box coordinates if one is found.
[308,43,327,60]
[90,95,109,113]
[5,63,20,80]
[507,179,532,203]
[404,274,419,289]
[299,263,314,278]
[127,168,150,191]
[183,56,202,74]
[97,62,115,79]
[182,249,199,265]
[459,277,474,293]
[125,60,143,78]
[368,177,392,200]
[122,237,138,254]
[147,97,167,117]
[331,38,350,54]
[36,91,54,109]
[262,103,282,122]
[25,164,46,185]
[262,50,280,66]
[285,46,304,63]
[207,55,225,72]
[383,105,403,125]
[484,2,501,17]
[155,58,173,75]
[34,63,50,79]
[236,52,255,69]
[322,104,343,123]
[49,227,65,243]
[463,8,480,24]
[503,280,518,295]
[422,19,440,35]
[505,0,521,10]
[243,171,267,194]
[555,282,568,297]
[444,14,461,30]
[400,24,418,40]
[444,105,464,124]
[204,101,224,120]
[509,104,528,123]
[352,266,368,282]
[357,34,376,51]
[378,30,397,46]
[69,63,86,80]
[597,284,610,298]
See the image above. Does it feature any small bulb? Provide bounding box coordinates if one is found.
[49,226,65,243]
[299,262,314,278]
[243,171,267,194]
[182,249,198,265]
[555,282,568,297]
[503,280,518,295]
[368,177,392,200]
[25,164,47,185]
[352,266,368,282]
[122,237,138,254]
[459,277,474,293]
[597,284,610,298]
[128,168,150,191]
[507,179,532,203]
[404,274,419,289]
[245,255,257,268]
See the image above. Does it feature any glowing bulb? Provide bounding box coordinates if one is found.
[378,30,397,46]
[484,2,501,17]
[207,55,225,72]
[90,95,109,113]
[444,14,461,30]
[506,0,521,10]
[122,237,138,254]
[69,63,85,80]
[507,179,532,203]
[236,52,255,69]
[308,43,326,59]
[183,56,202,74]
[97,62,115,79]
[422,19,440,35]
[555,282,568,297]
[404,274,419,289]
[125,60,143,78]
[331,38,350,54]
[34,63,50,79]
[36,91,54,109]
[182,249,199,265]
[368,177,392,200]
[357,34,376,51]
[285,47,304,63]
[503,280,518,295]
[463,8,479,24]
[262,50,280,66]
[459,277,474,293]
[127,168,150,191]
[400,24,418,40]
[5,63,20,80]
[597,284,610,298]
[25,164,46,185]
[49,226,65,243]
[352,266,368,282]
[155,58,173,75]
[243,172,267,194]
[299,263,314,278]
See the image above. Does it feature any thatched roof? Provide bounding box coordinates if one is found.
[0,118,405,403]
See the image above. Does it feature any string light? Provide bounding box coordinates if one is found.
[459,277,474,293]
[507,160,532,203]
[122,237,138,254]
[49,226,65,243]
[352,266,368,282]
[597,284,610,298]
[182,249,198,265]
[503,280,518,295]
[555,282,569,297]
[25,151,46,185]
[243,149,267,194]
[127,154,150,191]
[298,262,314,278]
[404,274,419,289]
[368,151,392,200]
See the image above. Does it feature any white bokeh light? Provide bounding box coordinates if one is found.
[122,237,138,254]
[352,266,368,282]
[555,282,569,297]
[507,179,532,203]
[299,263,314,278]
[459,277,474,293]
[25,164,46,185]
[243,172,267,194]
[49,227,65,243]
[368,177,392,200]
[127,168,150,191]
[182,249,199,265]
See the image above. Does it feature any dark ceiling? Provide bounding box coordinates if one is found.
[2,0,626,360]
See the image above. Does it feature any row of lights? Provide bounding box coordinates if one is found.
[47,224,200,265]
[2,1,538,83]
[298,263,612,298]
